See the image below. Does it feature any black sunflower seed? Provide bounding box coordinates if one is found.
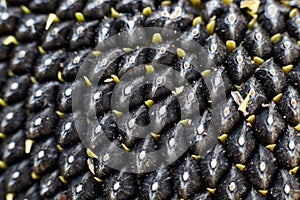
[10,43,38,74]
[103,171,138,200]
[140,167,173,200]
[287,68,300,93]
[189,110,211,155]
[173,156,202,199]
[202,0,225,21]
[0,8,21,35]
[269,169,300,199]
[246,145,277,190]
[215,4,248,43]
[56,114,80,148]
[1,130,26,166]
[220,97,241,134]
[274,125,300,169]
[216,165,248,200]
[96,18,118,43]
[148,95,180,134]
[133,104,151,127]
[144,68,174,102]
[57,82,75,113]
[168,0,195,30]
[199,143,229,188]
[112,75,147,112]
[244,24,272,58]
[59,143,87,181]
[116,14,145,33]
[15,14,47,42]
[94,113,119,142]
[225,45,256,86]
[237,76,268,115]
[177,80,208,119]
[62,50,89,81]
[150,42,177,66]
[255,58,287,98]
[29,0,59,13]
[27,82,59,113]
[204,33,227,67]
[68,172,102,200]
[40,170,63,198]
[3,75,30,104]
[42,22,72,50]
[94,48,123,83]
[158,122,191,162]
[173,57,201,84]
[117,0,156,14]
[70,21,98,51]
[182,22,208,46]
[115,0,141,13]
[277,85,300,126]
[1,103,25,135]
[128,135,157,173]
[226,121,256,164]
[31,137,58,175]
[87,142,117,179]
[34,50,66,82]
[26,107,58,139]
[180,0,199,17]
[83,0,113,19]
[56,0,86,20]
[272,32,300,66]
[254,103,285,144]
[118,48,150,78]
[145,2,193,31]
[144,6,171,28]
[5,160,32,193]
[119,105,150,149]
[87,82,114,118]
[257,0,289,35]
[253,102,285,145]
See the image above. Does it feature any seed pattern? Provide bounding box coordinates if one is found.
[0,0,300,199]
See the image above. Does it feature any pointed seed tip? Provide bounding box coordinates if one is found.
[236,164,246,171]
[111,75,120,83]
[177,48,186,58]
[87,148,98,159]
[266,144,276,152]
[142,7,152,17]
[218,134,228,143]
[84,76,93,87]
[75,12,85,22]
[207,188,216,194]
[273,93,283,103]
[192,16,202,26]
[152,33,163,44]
[258,190,268,196]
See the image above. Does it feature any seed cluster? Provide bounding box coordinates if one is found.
[0,0,300,199]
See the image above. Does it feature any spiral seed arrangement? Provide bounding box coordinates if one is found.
[0,0,300,199]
